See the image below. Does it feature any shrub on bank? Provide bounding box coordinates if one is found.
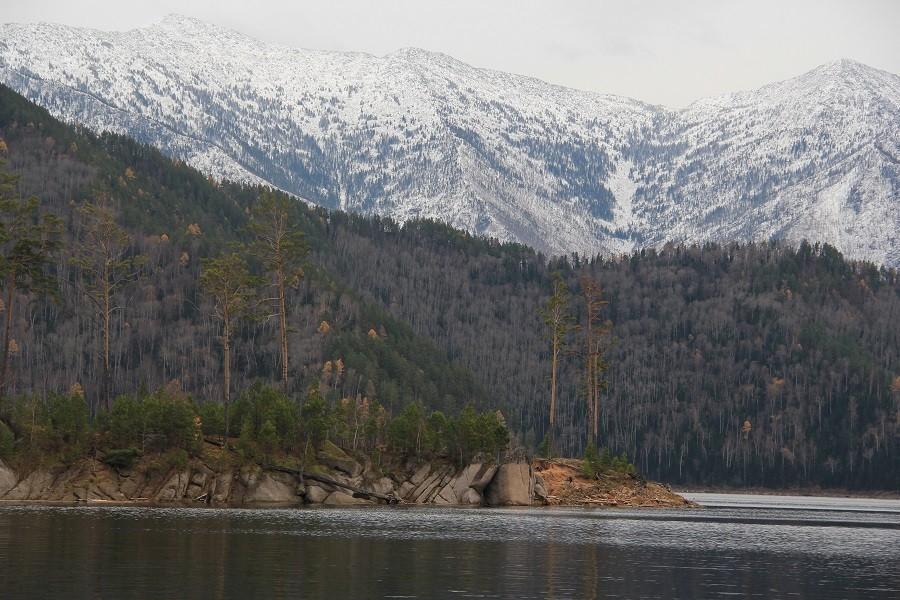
[198,402,225,438]
[102,447,142,470]
[0,421,14,459]
[0,382,512,469]
[387,402,509,465]
[582,441,637,478]
[231,383,298,451]
[1,393,90,463]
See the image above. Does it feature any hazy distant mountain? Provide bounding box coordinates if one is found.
[1,15,898,263]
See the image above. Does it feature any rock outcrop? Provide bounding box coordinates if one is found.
[2,469,56,500]
[243,472,299,503]
[485,462,535,506]
[304,485,329,504]
[0,453,692,508]
[317,441,364,478]
[433,463,493,505]
[0,459,21,496]
[323,491,371,505]
[533,458,696,508]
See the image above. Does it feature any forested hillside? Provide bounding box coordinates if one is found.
[0,85,488,419]
[320,217,900,490]
[1,85,898,490]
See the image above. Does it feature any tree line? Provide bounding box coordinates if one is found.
[1,380,507,471]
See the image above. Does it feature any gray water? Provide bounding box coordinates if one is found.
[1,494,898,599]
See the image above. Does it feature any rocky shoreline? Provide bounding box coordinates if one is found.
[0,444,694,509]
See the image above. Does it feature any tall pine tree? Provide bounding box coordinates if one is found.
[247,191,308,387]
[199,252,257,440]
[540,272,574,456]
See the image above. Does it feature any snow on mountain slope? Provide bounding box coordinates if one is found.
[1,15,898,265]
[634,59,900,266]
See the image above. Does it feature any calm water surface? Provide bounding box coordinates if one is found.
[1,494,898,599]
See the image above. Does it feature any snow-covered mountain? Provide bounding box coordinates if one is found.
[1,15,898,264]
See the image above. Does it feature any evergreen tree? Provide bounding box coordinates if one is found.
[539,273,574,456]
[199,252,256,440]
[248,191,308,386]
[579,276,610,446]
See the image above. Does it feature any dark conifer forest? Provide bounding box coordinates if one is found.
[0,85,897,490]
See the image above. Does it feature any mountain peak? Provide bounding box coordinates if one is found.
[700,57,900,109]
[159,13,205,26]
[799,58,900,89]
[390,47,437,58]
[809,57,878,79]
[152,13,224,35]
[823,57,865,69]
[387,47,464,68]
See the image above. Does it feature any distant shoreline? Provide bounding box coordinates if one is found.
[0,499,686,509]
[0,454,694,509]
[675,486,900,500]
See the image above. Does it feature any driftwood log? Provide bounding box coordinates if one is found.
[264,465,400,504]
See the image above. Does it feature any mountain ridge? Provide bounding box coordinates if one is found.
[1,16,898,263]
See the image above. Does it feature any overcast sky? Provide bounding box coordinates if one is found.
[5,0,899,107]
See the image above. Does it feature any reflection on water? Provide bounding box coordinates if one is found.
[0,495,898,599]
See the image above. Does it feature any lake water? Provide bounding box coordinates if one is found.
[1,494,898,599]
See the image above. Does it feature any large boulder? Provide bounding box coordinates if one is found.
[317,441,363,478]
[326,470,365,490]
[185,465,215,499]
[469,465,499,493]
[368,477,395,497]
[397,480,415,498]
[435,463,490,504]
[323,490,371,505]
[533,477,548,503]
[485,462,535,506]
[305,485,330,503]
[155,469,192,502]
[410,466,454,503]
[118,470,146,500]
[239,467,260,489]
[409,464,432,486]
[93,472,128,501]
[244,472,298,503]
[3,469,54,500]
[0,460,17,496]
[211,471,234,504]
[461,488,483,505]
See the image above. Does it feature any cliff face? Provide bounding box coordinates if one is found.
[0,454,534,506]
[0,450,692,508]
